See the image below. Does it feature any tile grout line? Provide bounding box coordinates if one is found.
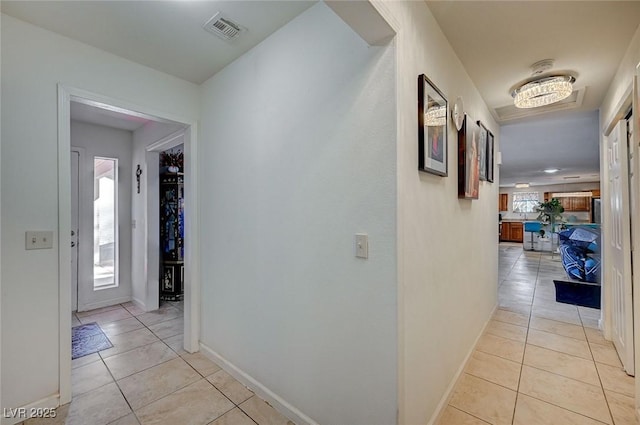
[526,251,614,425]
[509,248,540,424]
[584,321,617,425]
[446,405,492,425]
[75,301,262,425]
[111,315,200,419]
[111,305,258,424]
[493,247,624,425]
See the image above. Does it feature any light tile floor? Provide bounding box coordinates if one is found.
[23,301,293,425]
[439,243,637,425]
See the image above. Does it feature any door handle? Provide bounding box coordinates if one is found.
[71,230,75,236]
[71,242,76,247]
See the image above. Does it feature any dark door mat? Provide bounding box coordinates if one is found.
[72,322,113,359]
[553,280,601,309]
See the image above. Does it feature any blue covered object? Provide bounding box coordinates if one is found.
[524,221,542,232]
[558,227,601,283]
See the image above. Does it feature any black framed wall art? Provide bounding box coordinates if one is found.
[418,74,448,176]
[487,130,495,183]
[477,121,488,181]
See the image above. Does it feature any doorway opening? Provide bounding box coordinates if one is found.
[59,85,200,404]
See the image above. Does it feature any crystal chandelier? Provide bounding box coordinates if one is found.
[425,105,447,126]
[511,60,575,109]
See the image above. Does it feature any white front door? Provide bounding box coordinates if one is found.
[71,150,80,311]
[76,153,128,312]
[608,119,635,375]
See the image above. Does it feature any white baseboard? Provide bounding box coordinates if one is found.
[427,304,498,425]
[130,296,146,311]
[77,296,131,312]
[199,342,319,425]
[1,394,59,425]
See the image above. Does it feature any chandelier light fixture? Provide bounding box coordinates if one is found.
[425,105,447,126]
[511,60,575,109]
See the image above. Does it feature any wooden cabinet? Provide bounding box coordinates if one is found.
[510,223,523,242]
[558,196,590,212]
[544,191,597,211]
[500,222,523,242]
[499,193,509,212]
[569,197,590,211]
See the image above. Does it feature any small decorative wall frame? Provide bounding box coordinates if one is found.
[418,74,448,176]
[487,130,495,183]
[458,114,480,199]
[477,121,488,181]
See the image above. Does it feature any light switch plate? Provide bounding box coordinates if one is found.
[355,233,368,259]
[25,231,54,250]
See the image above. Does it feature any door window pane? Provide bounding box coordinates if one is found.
[94,157,118,289]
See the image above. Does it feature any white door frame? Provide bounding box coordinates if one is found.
[57,84,200,404]
[632,67,640,419]
[70,147,86,312]
[606,119,634,374]
[143,129,186,312]
[602,81,633,344]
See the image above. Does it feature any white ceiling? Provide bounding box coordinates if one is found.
[1,0,316,84]
[426,1,640,187]
[426,1,640,123]
[4,1,638,187]
[499,110,601,187]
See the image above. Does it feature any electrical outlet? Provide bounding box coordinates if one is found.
[25,231,54,250]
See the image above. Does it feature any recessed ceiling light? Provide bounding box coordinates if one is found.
[544,168,560,173]
[515,183,530,188]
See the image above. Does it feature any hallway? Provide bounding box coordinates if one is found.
[438,244,636,425]
[22,302,291,425]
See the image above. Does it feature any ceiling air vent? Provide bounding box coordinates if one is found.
[203,12,245,42]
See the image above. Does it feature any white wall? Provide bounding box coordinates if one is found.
[131,122,184,311]
[71,121,133,310]
[199,3,397,424]
[1,13,198,412]
[370,2,500,423]
[601,25,640,127]
[500,182,601,222]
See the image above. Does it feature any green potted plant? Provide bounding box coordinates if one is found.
[535,198,565,232]
[535,198,564,252]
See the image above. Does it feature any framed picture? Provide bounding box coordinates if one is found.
[418,74,448,176]
[458,114,480,199]
[487,130,495,183]
[477,121,488,181]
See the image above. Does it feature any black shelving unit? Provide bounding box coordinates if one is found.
[159,173,184,301]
